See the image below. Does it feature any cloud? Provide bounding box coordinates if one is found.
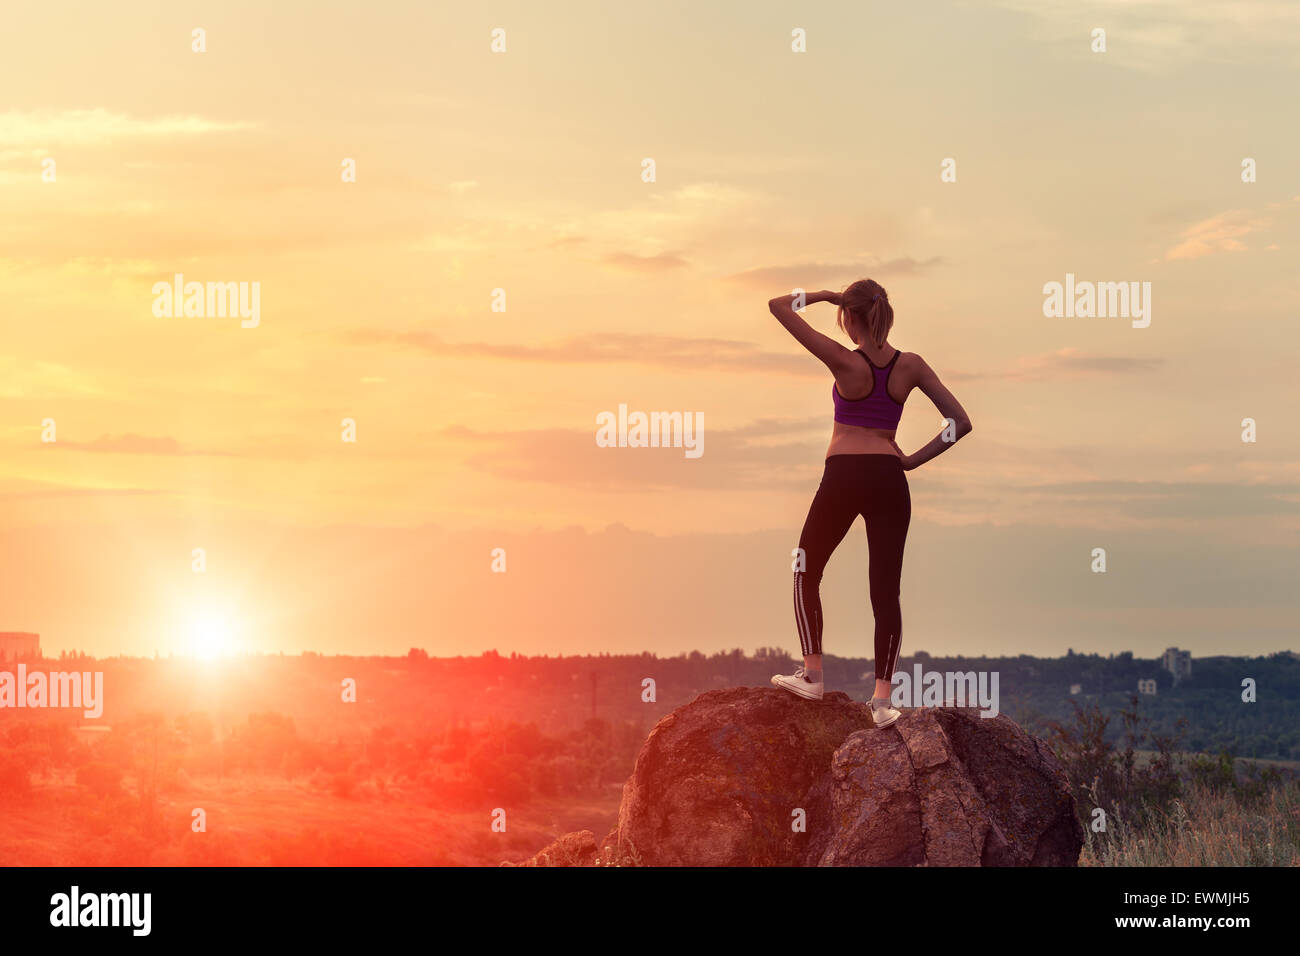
[344,333,1158,389]
[1009,348,1162,380]
[725,257,943,289]
[0,109,251,147]
[1163,208,1272,261]
[1027,478,1300,518]
[983,0,1300,72]
[342,330,821,376]
[0,356,102,398]
[942,348,1164,383]
[601,251,690,272]
[667,182,756,205]
[440,422,822,492]
[428,418,1300,520]
[53,434,225,457]
[536,182,765,261]
[0,481,161,500]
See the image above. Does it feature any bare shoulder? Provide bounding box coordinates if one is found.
[895,350,934,386]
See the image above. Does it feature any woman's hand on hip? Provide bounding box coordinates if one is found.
[890,439,916,470]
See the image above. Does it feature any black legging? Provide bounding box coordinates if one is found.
[793,453,911,680]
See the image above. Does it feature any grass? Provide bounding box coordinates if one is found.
[1045,694,1299,866]
[0,772,621,866]
[1080,778,1300,866]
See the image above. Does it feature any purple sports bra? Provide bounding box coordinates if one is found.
[832,348,906,430]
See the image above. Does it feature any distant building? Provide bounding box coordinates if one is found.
[1138,678,1158,696]
[1070,684,1082,695]
[1161,647,1192,684]
[0,632,40,662]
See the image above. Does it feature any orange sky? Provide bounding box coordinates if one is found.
[2,1,1298,659]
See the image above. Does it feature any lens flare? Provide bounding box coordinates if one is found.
[185,610,237,660]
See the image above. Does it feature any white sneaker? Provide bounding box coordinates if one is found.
[771,666,824,701]
[870,699,901,729]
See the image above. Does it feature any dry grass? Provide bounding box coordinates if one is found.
[1081,777,1300,866]
[0,774,621,866]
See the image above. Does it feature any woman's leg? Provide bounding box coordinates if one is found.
[861,459,912,690]
[793,460,859,680]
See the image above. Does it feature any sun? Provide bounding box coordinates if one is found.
[185,609,238,660]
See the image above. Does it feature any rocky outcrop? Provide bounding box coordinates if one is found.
[515,687,1083,867]
[511,829,600,867]
[818,704,1083,865]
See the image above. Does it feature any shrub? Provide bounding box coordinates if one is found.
[0,760,32,801]
[75,761,123,797]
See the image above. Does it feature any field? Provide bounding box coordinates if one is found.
[1,771,621,866]
[2,650,1297,866]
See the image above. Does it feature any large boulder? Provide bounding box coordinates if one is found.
[615,686,870,866]
[529,687,1082,866]
[818,704,1083,865]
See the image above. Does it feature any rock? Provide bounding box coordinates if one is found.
[820,708,1081,865]
[613,686,870,866]
[514,687,1084,866]
[512,829,599,867]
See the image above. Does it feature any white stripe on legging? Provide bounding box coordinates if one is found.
[795,572,811,656]
[884,629,901,680]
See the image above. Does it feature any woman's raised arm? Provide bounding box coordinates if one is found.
[768,290,858,377]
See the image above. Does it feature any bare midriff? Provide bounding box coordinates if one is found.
[826,421,902,460]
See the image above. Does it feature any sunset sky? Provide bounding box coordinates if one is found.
[2,1,1298,660]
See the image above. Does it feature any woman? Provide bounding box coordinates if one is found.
[767,279,972,728]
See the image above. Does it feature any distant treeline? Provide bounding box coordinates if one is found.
[882,648,1300,762]
[8,646,1298,761]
